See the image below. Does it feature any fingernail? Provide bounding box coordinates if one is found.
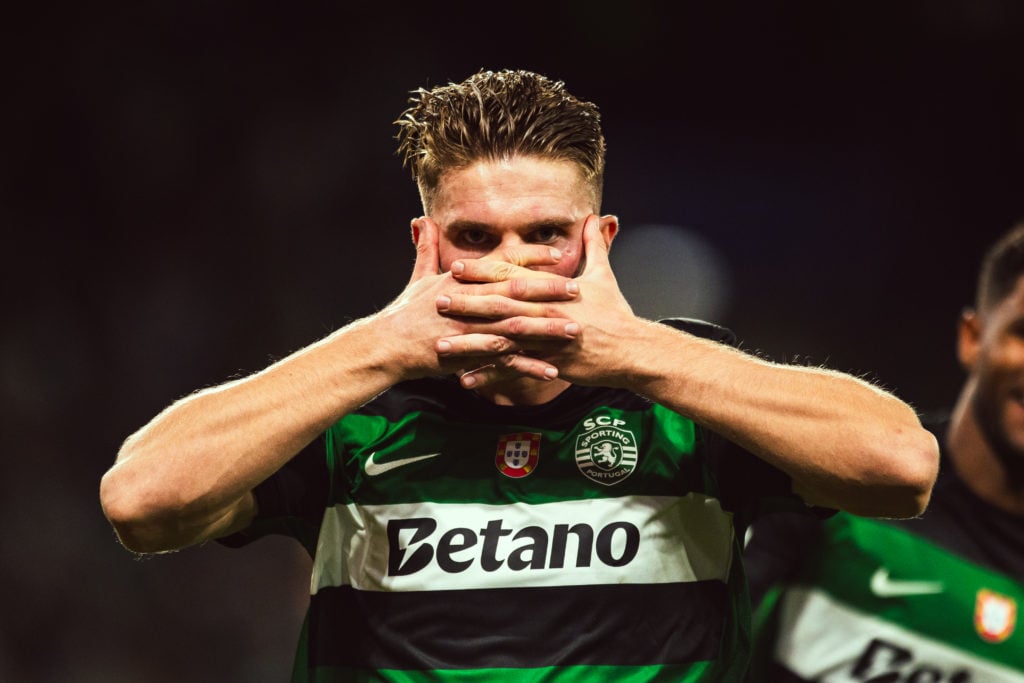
[566,281,579,295]
[437,340,451,353]
[462,373,477,387]
[565,322,580,336]
[451,261,464,275]
[549,248,562,260]
[436,295,451,311]
[544,367,558,379]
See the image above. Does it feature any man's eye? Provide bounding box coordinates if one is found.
[461,229,491,246]
[531,227,560,243]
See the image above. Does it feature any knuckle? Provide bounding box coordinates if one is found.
[509,278,529,299]
[493,296,511,317]
[502,247,525,266]
[494,263,516,281]
[506,317,527,335]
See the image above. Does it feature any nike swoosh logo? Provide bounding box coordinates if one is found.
[869,567,944,598]
[364,451,441,477]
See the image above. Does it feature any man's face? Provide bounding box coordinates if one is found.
[963,276,1024,472]
[424,156,607,277]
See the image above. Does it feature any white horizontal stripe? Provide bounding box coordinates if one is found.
[311,494,734,594]
[775,586,1024,681]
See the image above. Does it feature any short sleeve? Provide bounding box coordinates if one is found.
[216,436,329,557]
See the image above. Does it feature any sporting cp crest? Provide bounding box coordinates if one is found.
[574,416,638,486]
[495,432,541,478]
[975,588,1017,643]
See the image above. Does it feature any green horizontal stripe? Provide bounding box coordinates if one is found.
[326,405,703,506]
[806,514,1024,665]
[309,661,715,682]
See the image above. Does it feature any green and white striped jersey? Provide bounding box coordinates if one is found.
[227,321,811,682]
[746,419,1024,682]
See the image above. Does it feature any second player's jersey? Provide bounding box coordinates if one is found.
[746,419,1024,682]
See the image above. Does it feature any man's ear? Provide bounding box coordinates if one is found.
[957,308,982,371]
[599,215,619,248]
[408,216,442,278]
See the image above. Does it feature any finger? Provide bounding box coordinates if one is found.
[451,257,564,284]
[464,277,580,302]
[451,243,564,283]
[459,355,559,388]
[437,315,581,343]
[436,334,517,358]
[438,287,574,317]
[437,293,580,329]
[480,243,563,268]
[436,321,578,358]
[409,217,441,281]
[579,214,612,274]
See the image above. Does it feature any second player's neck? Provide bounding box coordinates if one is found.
[948,390,1024,515]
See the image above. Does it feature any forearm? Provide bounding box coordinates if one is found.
[617,321,939,517]
[100,315,404,552]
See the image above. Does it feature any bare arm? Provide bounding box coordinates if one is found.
[100,319,402,553]
[99,220,581,553]
[608,321,938,517]
[434,215,940,517]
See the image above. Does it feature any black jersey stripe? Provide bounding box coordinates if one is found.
[307,581,726,671]
[758,665,806,683]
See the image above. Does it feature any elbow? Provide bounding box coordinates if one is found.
[865,426,941,519]
[897,427,941,516]
[100,457,190,555]
[809,425,940,519]
[100,469,165,554]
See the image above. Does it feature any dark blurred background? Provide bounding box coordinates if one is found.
[4,1,1023,680]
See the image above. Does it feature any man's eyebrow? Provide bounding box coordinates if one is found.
[527,218,576,231]
[445,220,491,232]
[445,218,576,232]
